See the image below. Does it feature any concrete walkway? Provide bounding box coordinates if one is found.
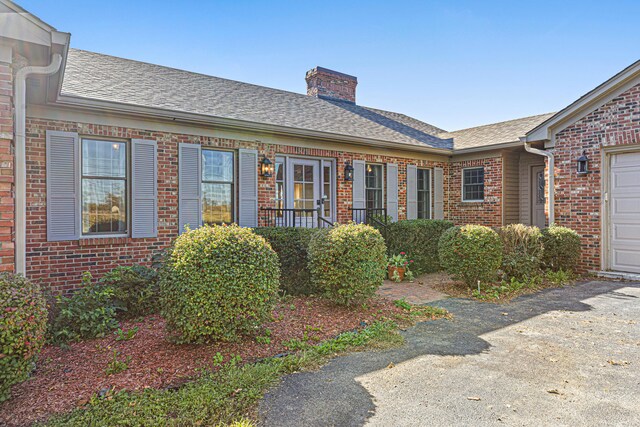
[259,280,640,426]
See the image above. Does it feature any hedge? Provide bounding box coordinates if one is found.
[385,219,454,274]
[541,224,581,272]
[308,223,387,306]
[0,273,48,402]
[160,225,280,343]
[253,227,318,295]
[438,225,503,287]
[499,224,544,280]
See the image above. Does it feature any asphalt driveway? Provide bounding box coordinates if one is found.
[259,280,640,426]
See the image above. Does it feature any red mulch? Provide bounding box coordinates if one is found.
[0,296,402,427]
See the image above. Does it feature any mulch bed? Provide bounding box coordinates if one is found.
[0,296,403,427]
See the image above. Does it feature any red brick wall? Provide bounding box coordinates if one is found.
[0,60,15,272]
[448,156,503,227]
[25,117,448,292]
[554,82,640,272]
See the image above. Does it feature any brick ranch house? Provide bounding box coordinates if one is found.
[1,0,639,293]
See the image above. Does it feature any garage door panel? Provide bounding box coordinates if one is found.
[612,223,640,241]
[611,151,640,167]
[611,197,640,215]
[610,151,640,274]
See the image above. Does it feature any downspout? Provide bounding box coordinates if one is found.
[524,142,555,225]
[14,54,63,276]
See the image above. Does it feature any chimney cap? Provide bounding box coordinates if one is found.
[306,66,358,82]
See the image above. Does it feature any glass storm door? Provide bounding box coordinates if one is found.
[289,159,320,227]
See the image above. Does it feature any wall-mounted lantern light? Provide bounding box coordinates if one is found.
[577,151,589,175]
[344,161,354,181]
[260,155,274,177]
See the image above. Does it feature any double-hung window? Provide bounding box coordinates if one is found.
[462,167,485,202]
[202,150,234,224]
[81,139,128,235]
[417,168,431,219]
[365,163,384,210]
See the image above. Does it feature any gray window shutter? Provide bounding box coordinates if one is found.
[386,163,398,221]
[179,143,201,233]
[238,149,258,227]
[352,160,365,221]
[46,130,80,241]
[131,139,158,238]
[434,167,444,220]
[406,164,417,220]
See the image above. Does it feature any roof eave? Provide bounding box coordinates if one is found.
[451,140,522,154]
[55,94,452,155]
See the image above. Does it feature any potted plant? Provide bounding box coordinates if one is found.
[387,252,413,282]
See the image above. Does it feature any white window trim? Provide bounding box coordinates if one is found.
[201,147,236,225]
[461,166,485,203]
[365,162,385,210]
[79,137,130,239]
[417,167,433,219]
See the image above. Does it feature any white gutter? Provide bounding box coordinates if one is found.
[523,141,555,225]
[14,54,63,275]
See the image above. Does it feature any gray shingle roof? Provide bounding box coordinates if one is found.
[438,113,556,150]
[61,49,452,150]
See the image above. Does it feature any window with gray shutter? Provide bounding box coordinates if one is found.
[352,160,365,221]
[179,143,201,233]
[46,131,80,241]
[406,164,417,220]
[238,149,258,227]
[434,167,444,219]
[131,139,157,238]
[386,163,398,221]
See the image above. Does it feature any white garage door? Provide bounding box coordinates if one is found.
[610,151,640,273]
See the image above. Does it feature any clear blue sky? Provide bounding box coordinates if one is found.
[19,1,640,130]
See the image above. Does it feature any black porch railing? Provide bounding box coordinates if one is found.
[260,207,334,228]
[350,207,390,238]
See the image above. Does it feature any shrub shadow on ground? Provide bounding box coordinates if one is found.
[259,280,640,427]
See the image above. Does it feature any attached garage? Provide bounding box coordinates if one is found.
[608,150,640,273]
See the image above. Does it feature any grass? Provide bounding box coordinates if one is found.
[41,316,439,427]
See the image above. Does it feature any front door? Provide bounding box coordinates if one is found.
[289,159,320,227]
[531,165,546,228]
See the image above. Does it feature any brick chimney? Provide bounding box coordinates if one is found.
[305,67,357,104]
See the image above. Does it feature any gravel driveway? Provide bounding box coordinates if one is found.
[259,280,640,427]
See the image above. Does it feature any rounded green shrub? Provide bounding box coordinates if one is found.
[499,224,544,280]
[438,225,503,287]
[308,223,387,306]
[541,224,581,272]
[385,219,455,274]
[160,225,280,343]
[0,273,48,402]
[253,227,319,295]
[98,264,158,317]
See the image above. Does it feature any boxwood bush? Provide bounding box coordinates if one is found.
[160,225,280,343]
[499,224,544,280]
[0,273,48,402]
[385,219,454,274]
[308,223,387,306]
[98,264,158,318]
[541,224,581,272]
[254,227,318,295]
[438,225,503,287]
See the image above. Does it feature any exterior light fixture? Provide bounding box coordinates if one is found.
[577,151,589,175]
[260,155,274,177]
[344,161,354,181]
